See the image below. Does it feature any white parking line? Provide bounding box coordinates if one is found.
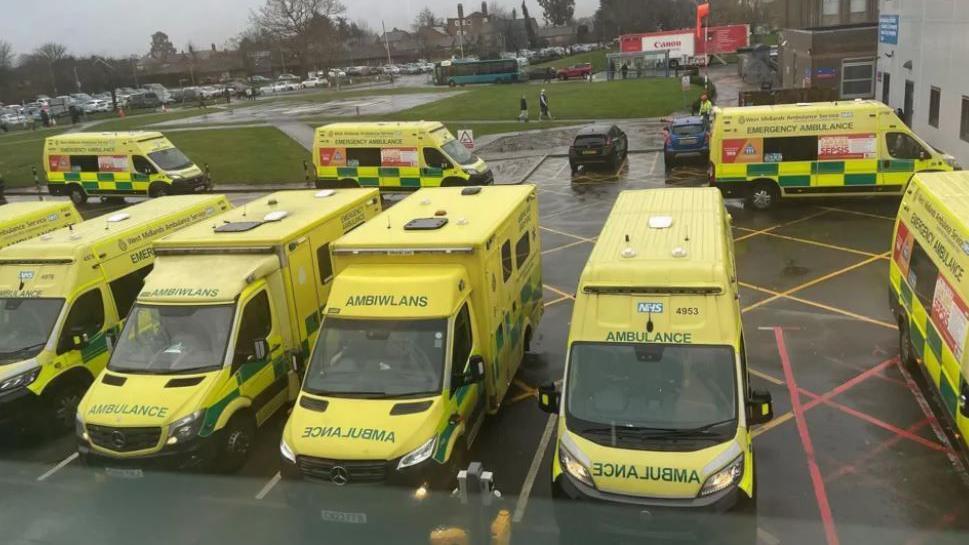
[758,527,781,545]
[36,452,78,482]
[513,414,556,523]
[255,471,282,500]
[648,150,660,175]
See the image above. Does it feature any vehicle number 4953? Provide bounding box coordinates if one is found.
[675,307,699,315]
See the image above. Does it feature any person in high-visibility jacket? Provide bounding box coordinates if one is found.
[699,94,714,126]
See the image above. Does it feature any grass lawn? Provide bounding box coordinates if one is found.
[265,84,453,105]
[87,109,212,131]
[0,138,49,187]
[166,127,309,185]
[389,78,702,121]
[530,49,616,72]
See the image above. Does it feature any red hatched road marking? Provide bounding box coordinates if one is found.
[772,327,841,545]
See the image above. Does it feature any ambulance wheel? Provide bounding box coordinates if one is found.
[67,184,88,205]
[46,378,88,433]
[441,177,468,187]
[899,317,917,368]
[746,181,779,211]
[337,178,360,188]
[148,182,170,198]
[220,413,256,472]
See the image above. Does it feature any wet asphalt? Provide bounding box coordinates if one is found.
[1,153,968,545]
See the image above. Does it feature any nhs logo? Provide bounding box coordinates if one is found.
[637,302,664,313]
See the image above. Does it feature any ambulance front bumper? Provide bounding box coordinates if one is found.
[171,175,211,193]
[0,386,41,429]
[552,472,752,540]
[77,428,221,471]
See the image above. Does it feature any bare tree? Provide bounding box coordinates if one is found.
[33,42,68,95]
[536,0,575,26]
[413,7,439,30]
[0,40,13,71]
[251,0,346,73]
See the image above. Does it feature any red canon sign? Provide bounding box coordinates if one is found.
[620,25,749,56]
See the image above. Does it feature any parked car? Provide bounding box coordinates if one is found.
[382,64,400,75]
[663,115,710,170]
[0,112,26,126]
[250,75,273,84]
[127,92,162,109]
[81,99,109,113]
[557,63,593,80]
[303,76,326,88]
[272,81,299,92]
[568,124,629,174]
[277,73,299,82]
[326,68,346,79]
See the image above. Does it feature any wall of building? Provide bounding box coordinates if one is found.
[877,0,969,165]
[772,0,878,29]
[778,25,876,98]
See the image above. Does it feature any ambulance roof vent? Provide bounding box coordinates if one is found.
[107,213,130,223]
[648,215,673,229]
[461,187,482,196]
[621,247,637,258]
[672,246,688,258]
[315,189,335,198]
[404,217,448,230]
[263,210,288,222]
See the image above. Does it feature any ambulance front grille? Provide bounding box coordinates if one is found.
[296,456,388,484]
[87,424,162,452]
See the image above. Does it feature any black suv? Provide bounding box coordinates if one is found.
[569,124,628,174]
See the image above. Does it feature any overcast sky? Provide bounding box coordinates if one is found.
[5,0,599,58]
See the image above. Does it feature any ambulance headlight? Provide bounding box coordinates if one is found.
[75,413,88,441]
[699,454,744,497]
[559,442,594,488]
[463,166,480,176]
[169,174,183,181]
[0,366,41,392]
[280,437,296,464]
[397,437,436,470]
[167,410,204,444]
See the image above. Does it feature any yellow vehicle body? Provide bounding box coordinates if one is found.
[543,188,772,542]
[889,171,969,450]
[76,189,381,471]
[313,122,493,190]
[0,201,80,249]
[709,101,957,210]
[282,186,542,489]
[44,131,210,204]
[0,195,230,434]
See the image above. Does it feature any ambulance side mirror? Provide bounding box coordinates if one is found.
[746,389,774,425]
[538,383,560,414]
[468,355,485,383]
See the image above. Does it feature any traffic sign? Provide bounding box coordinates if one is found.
[457,129,475,150]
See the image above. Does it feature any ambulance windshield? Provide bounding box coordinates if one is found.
[109,304,234,374]
[304,317,447,398]
[441,139,478,166]
[0,298,64,363]
[566,342,737,440]
[148,147,194,171]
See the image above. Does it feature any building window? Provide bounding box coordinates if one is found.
[961,97,969,143]
[929,87,941,129]
[822,0,840,16]
[850,0,867,13]
[841,59,875,99]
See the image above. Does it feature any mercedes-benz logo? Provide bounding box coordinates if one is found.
[118,239,128,251]
[331,466,350,486]
[111,430,127,450]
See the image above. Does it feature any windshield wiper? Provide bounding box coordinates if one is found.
[0,342,47,356]
[640,419,738,439]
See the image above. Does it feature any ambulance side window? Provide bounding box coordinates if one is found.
[69,155,99,172]
[451,303,473,380]
[316,243,334,284]
[514,232,531,269]
[907,242,940,308]
[57,289,105,354]
[500,240,513,282]
[763,136,818,162]
[233,291,272,366]
[109,265,153,318]
[346,148,381,168]
[132,156,157,175]
[423,148,452,170]
[886,132,929,160]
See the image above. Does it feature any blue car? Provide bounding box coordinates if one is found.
[663,116,710,170]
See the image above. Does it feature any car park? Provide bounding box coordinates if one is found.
[127,92,162,109]
[663,115,710,170]
[568,124,628,173]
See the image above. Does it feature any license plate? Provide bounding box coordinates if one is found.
[321,510,368,524]
[680,138,697,145]
[582,150,597,155]
[105,467,143,479]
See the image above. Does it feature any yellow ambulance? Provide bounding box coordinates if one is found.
[44,132,210,205]
[709,100,957,210]
[313,122,493,189]
[76,189,382,472]
[538,188,773,544]
[890,171,969,450]
[281,186,542,498]
[0,201,80,249]
[0,195,229,434]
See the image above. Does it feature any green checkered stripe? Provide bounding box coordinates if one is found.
[716,161,914,188]
[432,382,475,463]
[894,280,964,421]
[47,171,154,194]
[198,353,290,437]
[318,166,447,188]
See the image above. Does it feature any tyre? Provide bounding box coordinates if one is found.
[448,80,456,88]
[569,162,578,175]
[148,182,171,198]
[441,177,468,187]
[899,317,917,367]
[68,184,88,205]
[219,414,256,473]
[46,380,87,433]
[746,181,780,211]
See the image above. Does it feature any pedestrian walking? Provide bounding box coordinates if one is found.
[519,95,529,123]
[621,62,629,80]
[539,89,551,120]
[544,67,554,84]
[224,88,231,104]
[40,108,50,128]
[69,105,81,125]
